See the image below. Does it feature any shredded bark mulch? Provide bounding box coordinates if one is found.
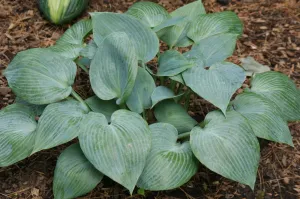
[0,0,299,198]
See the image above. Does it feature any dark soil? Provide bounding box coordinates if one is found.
[0,0,300,198]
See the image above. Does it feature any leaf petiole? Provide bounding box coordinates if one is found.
[75,58,89,73]
[177,131,190,140]
[71,90,90,111]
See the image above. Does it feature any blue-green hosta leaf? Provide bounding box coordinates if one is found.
[183,62,246,114]
[184,34,238,67]
[240,56,270,76]
[33,100,89,153]
[171,0,206,19]
[15,97,46,116]
[157,50,195,76]
[170,74,185,84]
[90,32,138,105]
[230,92,293,146]
[126,1,170,28]
[53,143,103,199]
[137,123,198,190]
[56,19,92,45]
[4,48,76,105]
[154,100,197,133]
[188,11,243,43]
[0,104,37,167]
[79,110,151,194]
[151,86,183,108]
[49,19,93,59]
[190,111,260,189]
[85,96,119,122]
[249,71,300,121]
[126,67,156,113]
[48,44,83,59]
[153,16,186,33]
[158,0,206,47]
[80,40,97,59]
[91,12,159,62]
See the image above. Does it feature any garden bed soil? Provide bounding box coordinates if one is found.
[0,0,300,198]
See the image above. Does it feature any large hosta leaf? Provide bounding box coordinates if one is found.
[184,33,238,67]
[126,67,156,113]
[91,12,159,62]
[249,71,300,121]
[190,111,260,189]
[188,11,243,43]
[151,86,183,108]
[126,1,170,28]
[4,48,76,105]
[49,19,93,59]
[90,32,138,105]
[85,96,119,122]
[183,62,245,114]
[33,100,89,153]
[79,110,151,193]
[0,104,37,167]
[230,92,293,146]
[154,100,197,133]
[137,123,198,190]
[53,143,103,199]
[159,0,206,47]
[158,50,195,76]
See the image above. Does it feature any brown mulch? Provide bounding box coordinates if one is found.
[0,0,300,198]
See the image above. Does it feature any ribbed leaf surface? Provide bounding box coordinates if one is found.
[79,110,151,194]
[159,0,206,47]
[53,143,103,199]
[126,1,170,27]
[158,50,195,76]
[4,48,76,105]
[184,33,238,67]
[191,111,260,189]
[231,92,293,146]
[183,62,245,114]
[91,12,159,62]
[151,86,183,108]
[137,123,198,190]
[188,11,243,43]
[90,32,138,105]
[85,96,119,122]
[249,71,300,121]
[33,100,89,153]
[0,104,37,167]
[49,19,92,59]
[126,67,156,113]
[154,100,197,133]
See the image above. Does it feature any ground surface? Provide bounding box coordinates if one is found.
[0,0,300,198]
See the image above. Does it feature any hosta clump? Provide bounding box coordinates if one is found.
[1,0,300,198]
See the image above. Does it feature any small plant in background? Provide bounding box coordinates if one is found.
[1,0,300,198]
[39,0,89,24]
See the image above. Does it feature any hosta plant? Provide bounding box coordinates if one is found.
[1,1,300,198]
